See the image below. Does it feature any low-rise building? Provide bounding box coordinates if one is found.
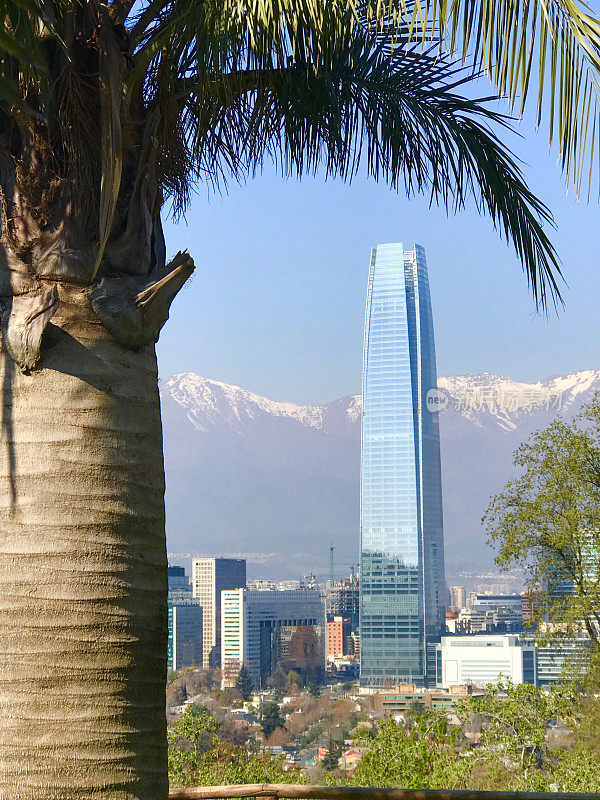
[436,634,536,688]
[372,683,483,714]
[340,748,363,771]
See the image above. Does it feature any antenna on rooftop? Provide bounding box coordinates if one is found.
[329,544,334,584]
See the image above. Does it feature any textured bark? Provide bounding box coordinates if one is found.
[0,285,169,799]
[0,44,194,790]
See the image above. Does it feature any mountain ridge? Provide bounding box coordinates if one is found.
[161,368,600,581]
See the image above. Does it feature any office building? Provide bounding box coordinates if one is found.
[246,579,277,591]
[348,631,361,658]
[326,574,360,633]
[360,243,446,687]
[168,565,191,590]
[533,535,598,683]
[192,558,246,668]
[220,588,325,689]
[168,565,194,604]
[277,580,302,591]
[521,590,540,623]
[535,636,591,686]
[326,617,345,660]
[473,594,523,612]
[168,604,203,671]
[436,634,536,688]
[167,566,202,671]
[449,586,467,611]
[527,628,593,686]
[455,596,524,634]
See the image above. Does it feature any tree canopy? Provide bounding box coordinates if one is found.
[3,0,600,306]
[259,701,286,739]
[485,396,600,649]
[336,681,600,791]
[167,707,302,788]
[235,664,253,701]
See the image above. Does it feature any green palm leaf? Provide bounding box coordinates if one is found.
[0,0,593,304]
[181,36,560,307]
[130,0,600,193]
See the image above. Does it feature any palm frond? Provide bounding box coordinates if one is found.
[0,0,578,306]
[95,8,124,278]
[421,0,600,195]
[174,36,561,307]
[130,0,600,197]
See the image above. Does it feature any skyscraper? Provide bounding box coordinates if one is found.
[192,558,246,668]
[220,588,325,689]
[167,566,203,672]
[449,585,467,611]
[360,243,445,687]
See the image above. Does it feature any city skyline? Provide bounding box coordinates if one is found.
[360,243,446,687]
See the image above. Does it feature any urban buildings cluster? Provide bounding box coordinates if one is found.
[168,558,333,688]
[168,242,593,696]
[168,558,590,692]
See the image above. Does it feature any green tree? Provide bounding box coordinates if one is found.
[235,664,253,701]
[167,707,218,757]
[259,701,286,739]
[270,664,287,698]
[457,680,578,789]
[551,748,600,792]
[168,708,303,788]
[2,1,600,797]
[485,399,600,649]
[307,678,322,697]
[322,738,343,771]
[286,670,302,689]
[214,687,244,707]
[349,713,470,789]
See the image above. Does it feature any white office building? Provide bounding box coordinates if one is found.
[192,558,246,668]
[221,589,326,689]
[436,634,536,688]
[473,594,523,611]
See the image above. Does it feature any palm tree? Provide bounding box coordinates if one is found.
[0,0,599,797]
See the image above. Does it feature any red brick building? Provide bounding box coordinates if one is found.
[326,617,344,659]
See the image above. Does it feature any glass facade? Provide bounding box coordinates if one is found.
[167,604,203,671]
[360,243,445,686]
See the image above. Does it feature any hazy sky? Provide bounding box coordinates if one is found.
[157,119,599,405]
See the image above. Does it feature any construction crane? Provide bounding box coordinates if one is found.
[326,545,359,632]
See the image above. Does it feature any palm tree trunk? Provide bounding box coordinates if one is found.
[0,283,168,799]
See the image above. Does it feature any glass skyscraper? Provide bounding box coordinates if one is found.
[360,243,446,686]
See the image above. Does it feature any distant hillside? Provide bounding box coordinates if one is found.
[161,369,600,581]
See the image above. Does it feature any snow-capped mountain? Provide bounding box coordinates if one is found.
[438,369,600,431]
[166,373,326,432]
[161,369,600,581]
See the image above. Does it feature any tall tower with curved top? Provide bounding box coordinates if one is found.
[360,243,445,687]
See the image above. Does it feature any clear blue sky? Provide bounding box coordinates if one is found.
[157,120,599,405]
